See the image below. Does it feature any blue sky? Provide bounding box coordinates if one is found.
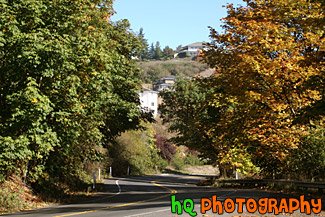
[111,0,245,50]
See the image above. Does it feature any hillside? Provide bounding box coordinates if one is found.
[137,58,212,83]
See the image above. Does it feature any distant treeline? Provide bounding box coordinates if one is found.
[136,28,182,60]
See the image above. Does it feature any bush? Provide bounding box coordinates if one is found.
[154,154,168,171]
[171,151,205,171]
[172,156,185,171]
[184,154,204,166]
[154,135,176,162]
[286,124,325,181]
[0,176,32,213]
[110,125,168,176]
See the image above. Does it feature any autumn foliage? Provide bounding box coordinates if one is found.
[203,0,324,178]
[161,0,324,179]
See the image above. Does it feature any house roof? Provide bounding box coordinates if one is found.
[185,42,204,47]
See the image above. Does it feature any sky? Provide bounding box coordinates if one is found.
[111,0,245,50]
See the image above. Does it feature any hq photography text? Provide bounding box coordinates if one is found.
[170,195,322,216]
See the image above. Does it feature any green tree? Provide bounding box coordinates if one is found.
[137,28,150,60]
[176,45,182,53]
[159,79,219,161]
[287,124,325,181]
[153,41,163,60]
[0,0,149,185]
[159,78,255,176]
[149,43,155,59]
[162,46,175,59]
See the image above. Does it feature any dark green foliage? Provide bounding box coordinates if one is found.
[184,154,204,166]
[148,43,155,59]
[162,46,175,60]
[159,78,223,161]
[137,28,150,60]
[153,41,163,60]
[0,0,149,187]
[159,77,254,177]
[139,38,175,60]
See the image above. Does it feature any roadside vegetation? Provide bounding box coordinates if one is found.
[0,0,154,213]
[109,124,168,177]
[133,0,324,186]
[1,0,324,214]
[160,0,324,182]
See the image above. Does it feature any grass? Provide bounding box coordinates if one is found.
[137,58,210,83]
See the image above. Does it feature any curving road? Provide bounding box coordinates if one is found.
[2,174,324,217]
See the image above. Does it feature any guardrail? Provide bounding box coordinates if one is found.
[215,179,325,193]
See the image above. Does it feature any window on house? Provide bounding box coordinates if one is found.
[151,102,154,106]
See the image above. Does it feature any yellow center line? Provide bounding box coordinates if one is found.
[54,179,177,217]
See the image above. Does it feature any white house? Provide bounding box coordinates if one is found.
[139,88,158,117]
[174,42,206,58]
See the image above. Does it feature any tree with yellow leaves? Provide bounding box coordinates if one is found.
[201,0,324,177]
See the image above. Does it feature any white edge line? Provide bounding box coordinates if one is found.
[116,180,121,195]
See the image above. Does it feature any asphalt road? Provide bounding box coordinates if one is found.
[2,174,324,217]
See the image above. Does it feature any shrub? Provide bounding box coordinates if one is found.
[154,135,176,162]
[184,154,204,166]
[286,124,325,181]
[172,156,185,171]
[0,176,32,213]
[110,126,168,176]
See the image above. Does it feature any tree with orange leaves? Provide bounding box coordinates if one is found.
[200,0,324,177]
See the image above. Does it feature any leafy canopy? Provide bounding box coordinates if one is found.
[0,0,149,183]
[160,0,324,178]
[201,0,324,176]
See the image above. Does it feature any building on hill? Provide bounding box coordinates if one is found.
[174,42,205,58]
[153,76,175,92]
[139,88,158,117]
